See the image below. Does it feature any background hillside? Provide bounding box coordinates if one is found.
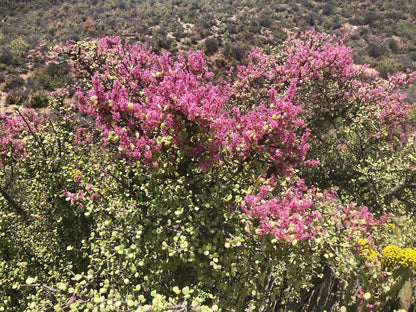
[1,0,416,113]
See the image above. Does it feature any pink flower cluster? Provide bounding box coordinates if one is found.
[0,111,37,166]
[26,31,411,241]
[242,179,322,241]
[61,36,310,175]
[230,30,416,139]
[339,205,390,237]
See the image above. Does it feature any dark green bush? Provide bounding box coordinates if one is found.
[388,38,399,53]
[398,55,415,71]
[376,58,404,78]
[204,37,219,56]
[409,51,416,62]
[0,50,17,67]
[5,90,24,105]
[227,23,238,35]
[25,90,49,109]
[258,16,272,28]
[322,3,334,16]
[190,35,199,45]
[367,43,385,59]
[3,74,24,92]
[29,63,73,91]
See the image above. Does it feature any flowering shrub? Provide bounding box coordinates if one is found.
[226,31,416,212]
[1,31,416,311]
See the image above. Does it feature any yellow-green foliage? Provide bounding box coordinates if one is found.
[7,36,30,53]
[357,238,378,262]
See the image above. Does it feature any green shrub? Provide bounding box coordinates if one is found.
[2,74,24,92]
[7,36,30,54]
[5,90,24,105]
[25,90,49,108]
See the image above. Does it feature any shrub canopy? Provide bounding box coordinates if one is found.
[2,31,416,311]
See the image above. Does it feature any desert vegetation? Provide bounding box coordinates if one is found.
[2,1,416,311]
[1,0,416,111]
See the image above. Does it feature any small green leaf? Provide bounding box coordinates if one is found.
[56,282,67,290]
[74,274,82,281]
[25,277,37,284]
[363,292,371,300]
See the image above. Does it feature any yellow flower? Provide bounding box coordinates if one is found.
[381,245,404,268]
[357,238,377,263]
[71,169,82,182]
[381,245,416,269]
[401,248,416,269]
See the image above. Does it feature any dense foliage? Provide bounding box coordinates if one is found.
[2,31,416,311]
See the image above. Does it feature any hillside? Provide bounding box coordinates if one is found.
[1,0,416,114]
